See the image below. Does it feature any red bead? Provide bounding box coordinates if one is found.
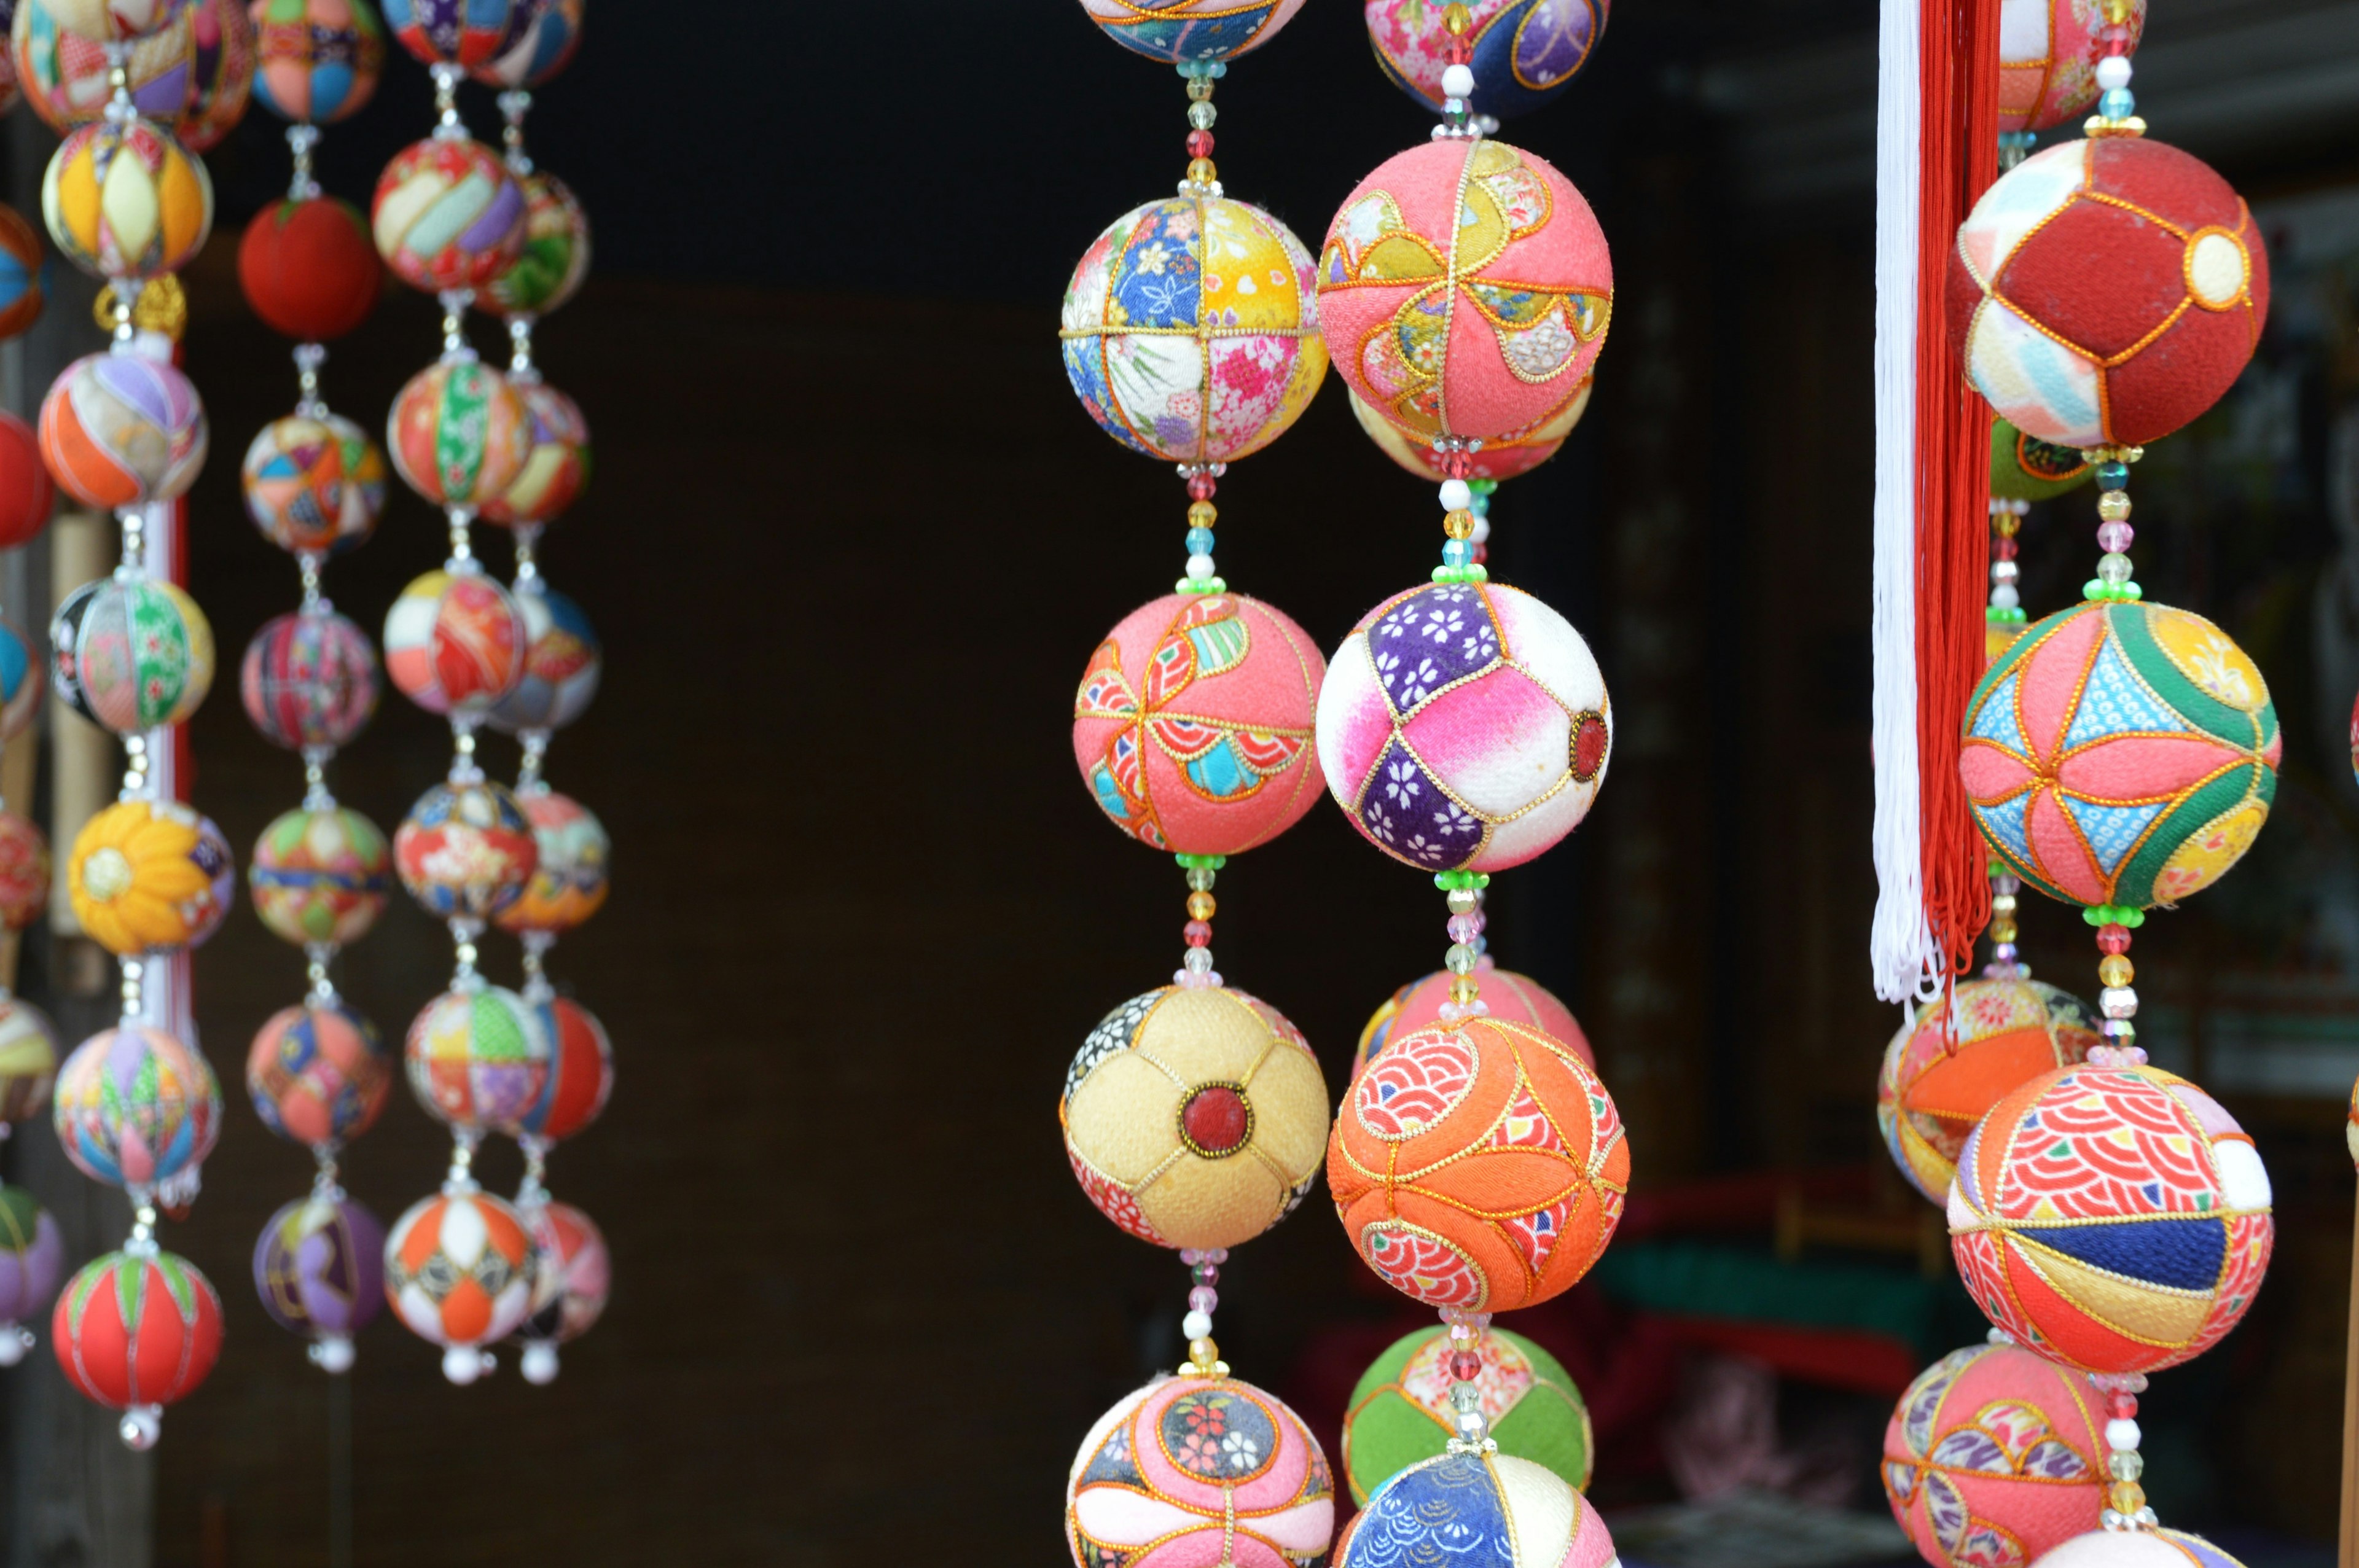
[239,197,385,342]
[1442,451,1473,481]
[2097,926,2132,954]
[2107,1392,2138,1419]
[1186,130,1215,159]
[1187,474,1217,502]
[1471,544,1487,564]
[1184,920,1212,947]
[1180,1085,1251,1156]
[1993,538,2018,560]
[1449,1351,1482,1381]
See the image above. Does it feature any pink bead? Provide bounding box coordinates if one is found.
[1206,1249,1228,1264]
[1437,1002,1465,1023]
[1187,474,1217,502]
[1184,920,1213,947]
[1189,1287,1218,1313]
[2097,521,2134,552]
[1447,915,1483,943]
[1186,130,1215,159]
[2107,1392,2138,1419]
[1994,537,2018,560]
[1180,1250,1202,1265]
[2097,926,2132,954]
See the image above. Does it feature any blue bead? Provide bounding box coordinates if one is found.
[2097,461,2129,489]
[1186,527,1216,555]
[2099,88,2134,118]
[1441,540,1472,568]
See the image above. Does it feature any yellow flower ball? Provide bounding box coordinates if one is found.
[68,799,233,956]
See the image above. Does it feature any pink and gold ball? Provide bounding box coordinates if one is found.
[1350,381,1590,483]
[1355,961,1590,1078]
[1882,1341,2105,1568]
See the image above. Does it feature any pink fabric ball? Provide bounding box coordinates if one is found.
[1354,960,1592,1077]
[1073,592,1326,856]
[1882,1341,2106,1568]
[2000,0,2145,134]
[1317,580,1610,873]
[1317,138,1611,447]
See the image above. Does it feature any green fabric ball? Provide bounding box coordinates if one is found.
[1990,416,2094,502]
[1342,1327,1592,1506]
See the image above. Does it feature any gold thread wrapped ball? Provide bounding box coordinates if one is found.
[1061,985,1329,1251]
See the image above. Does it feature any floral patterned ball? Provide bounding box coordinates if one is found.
[1062,193,1327,466]
[2000,0,2145,134]
[249,805,392,948]
[1878,977,2099,1204]
[403,984,547,1133]
[477,380,587,527]
[381,0,523,68]
[394,778,537,920]
[483,170,589,318]
[67,799,233,956]
[1882,1341,2104,1568]
[1075,0,1304,63]
[41,115,212,279]
[242,412,387,555]
[0,810,52,933]
[487,585,599,735]
[385,359,531,510]
[241,610,378,751]
[251,0,385,124]
[38,351,208,510]
[52,1023,222,1188]
[15,0,253,148]
[254,1193,385,1358]
[1350,381,1590,483]
[52,575,213,736]
[381,568,527,717]
[1366,0,1608,120]
[370,136,525,292]
[492,789,608,935]
[246,1000,390,1146]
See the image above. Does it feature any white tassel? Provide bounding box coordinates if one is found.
[1869,0,1944,1005]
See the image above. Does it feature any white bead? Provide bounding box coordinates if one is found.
[119,1407,162,1451]
[1185,553,1216,580]
[1990,585,2021,609]
[2100,986,2138,1018]
[1441,63,1476,99]
[1990,560,2020,585]
[2095,55,2132,90]
[1183,1310,1213,1339]
[1469,517,1490,544]
[308,1334,356,1375]
[2107,1418,2141,1452]
[520,1341,560,1385]
[443,1345,490,1385]
[1439,478,1472,512]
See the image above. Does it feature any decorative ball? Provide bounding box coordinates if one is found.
[1344,1327,1592,1507]
[254,1193,385,1350]
[381,568,528,716]
[1066,1373,1334,1568]
[0,614,39,738]
[1355,960,1590,1078]
[487,585,599,734]
[1351,380,1590,484]
[246,1001,390,1146]
[168,0,254,149]
[2000,0,2145,134]
[385,359,532,509]
[1074,0,1303,63]
[52,1023,222,1188]
[370,136,525,292]
[1318,580,1610,873]
[483,170,588,318]
[1366,0,1607,120]
[1072,593,1325,856]
[0,410,56,548]
[1877,977,2100,1204]
[518,1200,607,1349]
[383,1187,536,1370]
[14,0,248,143]
[1990,415,2094,504]
[1882,1341,2104,1568]
[1950,1058,2274,1373]
[41,115,211,279]
[0,998,58,1125]
[491,789,608,935]
[52,1250,222,1432]
[1329,1016,1627,1311]
[238,198,383,341]
[1320,138,1610,447]
[405,985,549,1134]
[514,995,611,1143]
[1952,138,2266,448]
[67,800,233,956]
[1342,1451,1616,1568]
[394,778,536,920]
[251,0,385,123]
[241,609,378,750]
[1061,985,1328,1251]
[251,805,390,947]
[477,379,587,526]
[470,0,577,87]
[36,0,187,45]
[58,575,214,735]
[1062,194,1326,466]
[0,206,45,340]
[0,1185,64,1340]
[0,811,52,933]
[2032,1529,2250,1568]
[38,351,208,510]
[1962,599,2279,910]
[381,0,523,67]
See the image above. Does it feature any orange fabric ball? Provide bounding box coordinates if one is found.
[1328,1016,1627,1312]
[240,197,381,342]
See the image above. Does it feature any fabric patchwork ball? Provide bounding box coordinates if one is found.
[493,789,608,935]
[253,1193,385,1346]
[37,0,188,44]
[2034,1529,2250,1568]
[1067,1373,1334,1568]
[1351,381,1590,483]
[1962,599,2278,910]
[383,568,528,716]
[404,985,550,1134]
[1990,416,2094,504]
[1318,580,1610,873]
[1882,1341,2105,1568]
[53,1024,221,1189]
[242,412,388,553]
[16,0,253,147]
[1354,960,1590,1078]
[58,576,213,735]
[1999,0,2144,134]
[1951,138,2266,448]
[1342,1451,1616,1568]
[1366,0,1607,120]
[241,610,378,750]
[1878,977,2100,1204]
[488,586,600,734]
[0,410,55,548]
[52,1250,222,1439]
[0,1185,64,1345]
[394,778,537,919]
[0,615,34,741]
[0,203,44,342]
[250,805,392,947]
[1345,1326,1592,1507]
[251,0,386,124]
[468,0,576,87]
[514,996,611,1143]
[41,115,211,279]
[1062,985,1329,1252]
[1076,0,1305,63]
[1074,593,1324,856]
[478,380,587,526]
[1320,138,1610,447]
[0,812,47,932]
[518,1201,608,1346]
[1329,1015,1626,1312]
[39,351,208,510]
[1062,195,1326,466]
[239,200,383,342]
[483,169,589,317]
[1949,1059,2273,1373]
[386,359,532,509]
[247,1001,391,1147]
[67,799,233,956]
[383,1188,536,1368]
[372,135,525,292]
[0,998,58,1126]
[382,0,525,67]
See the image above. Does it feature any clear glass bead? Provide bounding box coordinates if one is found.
[1187,101,1216,128]
[2097,553,2134,583]
[1445,943,1477,974]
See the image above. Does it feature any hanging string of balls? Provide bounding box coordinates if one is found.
[236,0,397,1378]
[36,0,236,1449]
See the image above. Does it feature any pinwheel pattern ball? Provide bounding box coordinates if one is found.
[1881,1341,2104,1568]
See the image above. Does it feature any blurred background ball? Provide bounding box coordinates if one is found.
[469,0,576,86]
[0,614,38,739]
[251,0,385,123]
[0,410,55,548]
[241,609,377,750]
[0,206,44,340]
[1882,1341,2104,1568]
[370,135,525,292]
[238,197,382,340]
[382,0,522,68]
[0,811,46,932]
[247,1000,390,1146]
[1877,977,2099,1204]
[242,412,386,555]
[1989,415,2094,504]
[254,1193,385,1356]
[514,995,611,1144]
[483,169,588,317]
[66,799,232,956]
[1341,1451,1614,1568]
[487,586,598,734]
[517,1201,608,1359]
[15,0,254,148]
[1355,961,1590,1077]
[1366,0,1607,120]
[250,805,391,947]
[477,379,587,526]
[2000,0,2144,133]
[0,1185,63,1346]
[385,359,531,509]
[38,351,207,510]
[383,1187,535,1378]
[1073,0,1304,63]
[0,997,58,1125]
[1344,1325,1591,1507]
[394,778,536,920]
[404,985,548,1134]
[52,1023,221,1188]
[382,568,526,716]
[492,790,607,935]
[41,115,211,278]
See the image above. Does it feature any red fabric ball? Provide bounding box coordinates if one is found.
[239,197,382,342]
[52,1249,224,1412]
[0,410,53,550]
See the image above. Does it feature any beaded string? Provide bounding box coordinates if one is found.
[1441,1308,1500,1452]
[1175,852,1226,988]
[1982,499,2028,977]
[1432,3,1481,142]
[1437,871,1490,1021]
[1179,63,1224,197]
[1176,1246,1230,1377]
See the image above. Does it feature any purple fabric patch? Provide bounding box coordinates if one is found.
[458,177,526,253]
[0,1209,62,1320]
[1357,739,1484,868]
[1366,585,1501,715]
[1514,0,1597,87]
